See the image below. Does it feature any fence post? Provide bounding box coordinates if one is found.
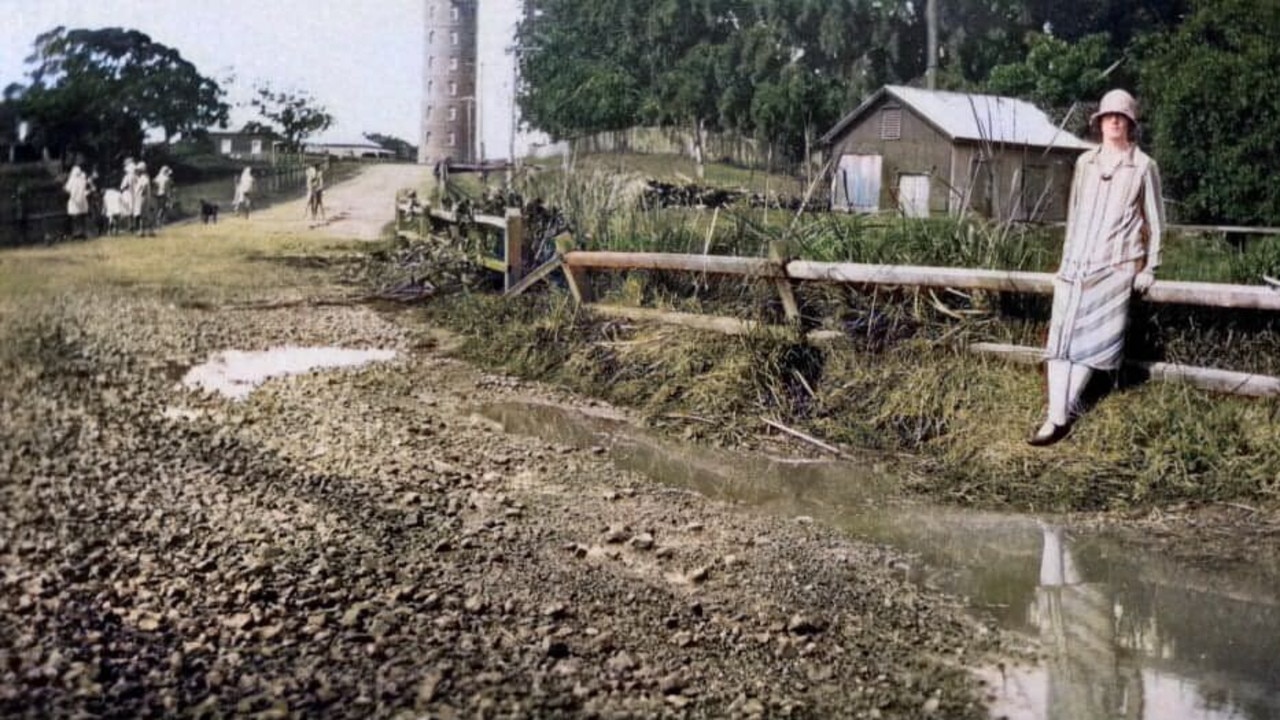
[504,207,525,293]
[556,234,593,303]
[769,240,801,324]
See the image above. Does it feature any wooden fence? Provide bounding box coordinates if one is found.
[402,207,1280,397]
[394,202,526,293]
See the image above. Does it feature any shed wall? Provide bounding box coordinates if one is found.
[825,96,1085,222]
[828,98,954,215]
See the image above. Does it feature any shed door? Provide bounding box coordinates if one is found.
[1019,164,1051,221]
[251,139,263,156]
[898,174,930,218]
[832,154,882,213]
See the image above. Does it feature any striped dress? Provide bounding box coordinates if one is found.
[1045,146,1165,370]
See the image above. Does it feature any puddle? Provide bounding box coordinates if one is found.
[475,401,1280,720]
[180,346,396,400]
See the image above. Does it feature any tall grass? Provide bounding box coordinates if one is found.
[394,157,1280,511]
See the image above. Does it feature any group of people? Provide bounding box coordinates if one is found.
[61,159,327,233]
[62,158,175,238]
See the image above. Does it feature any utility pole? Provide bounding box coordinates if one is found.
[508,54,518,170]
[926,0,939,90]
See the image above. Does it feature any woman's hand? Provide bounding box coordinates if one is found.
[1133,269,1156,293]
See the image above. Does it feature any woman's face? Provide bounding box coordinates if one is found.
[1100,113,1131,144]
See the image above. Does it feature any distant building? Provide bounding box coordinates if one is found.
[207,131,276,160]
[821,85,1093,222]
[303,141,394,159]
[420,0,479,165]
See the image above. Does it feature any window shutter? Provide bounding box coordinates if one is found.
[881,107,902,140]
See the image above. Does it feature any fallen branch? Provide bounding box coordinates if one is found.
[761,417,852,459]
[662,413,716,425]
[221,295,377,311]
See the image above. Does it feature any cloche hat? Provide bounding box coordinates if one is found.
[1090,89,1138,128]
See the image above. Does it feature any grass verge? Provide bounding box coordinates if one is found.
[415,283,1280,513]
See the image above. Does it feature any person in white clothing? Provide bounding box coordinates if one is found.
[306,163,325,222]
[232,166,255,218]
[132,162,154,236]
[153,165,174,228]
[119,157,137,231]
[63,164,90,239]
[1029,89,1165,446]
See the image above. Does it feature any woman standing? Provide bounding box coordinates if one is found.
[63,164,90,239]
[233,166,255,218]
[131,161,153,236]
[153,165,174,228]
[1029,89,1166,446]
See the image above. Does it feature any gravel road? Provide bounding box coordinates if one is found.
[252,163,430,241]
[0,166,1006,718]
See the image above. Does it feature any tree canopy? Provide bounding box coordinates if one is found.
[1139,0,1280,224]
[10,26,229,163]
[515,0,1280,224]
[250,84,334,153]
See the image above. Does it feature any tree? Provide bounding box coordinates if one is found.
[987,32,1118,130]
[250,84,333,153]
[13,26,229,162]
[516,0,649,139]
[1139,0,1280,224]
[364,132,417,160]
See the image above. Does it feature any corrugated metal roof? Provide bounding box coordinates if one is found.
[822,85,1092,150]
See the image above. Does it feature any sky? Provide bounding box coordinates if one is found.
[0,0,540,156]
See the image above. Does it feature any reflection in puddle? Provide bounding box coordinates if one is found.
[476,401,1280,720]
[181,346,396,400]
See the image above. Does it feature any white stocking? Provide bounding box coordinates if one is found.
[1046,360,1072,426]
[1066,363,1093,422]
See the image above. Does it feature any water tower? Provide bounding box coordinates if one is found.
[420,0,479,165]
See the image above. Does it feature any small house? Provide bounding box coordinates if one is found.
[207,131,277,160]
[820,85,1092,221]
[303,141,394,159]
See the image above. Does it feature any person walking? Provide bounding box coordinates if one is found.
[306,163,326,222]
[1029,89,1166,446]
[131,161,154,236]
[63,164,90,239]
[153,165,174,228]
[119,157,137,232]
[232,166,255,218]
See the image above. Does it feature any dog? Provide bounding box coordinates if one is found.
[199,199,219,224]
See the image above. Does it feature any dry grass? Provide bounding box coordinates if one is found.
[422,288,1280,513]
[0,221,367,308]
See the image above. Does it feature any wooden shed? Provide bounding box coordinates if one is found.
[207,131,276,161]
[820,85,1092,222]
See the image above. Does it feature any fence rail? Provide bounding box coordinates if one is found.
[403,205,1280,396]
[394,204,525,292]
[560,251,1280,313]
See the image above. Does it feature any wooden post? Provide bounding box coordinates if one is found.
[556,234,594,303]
[769,240,801,324]
[504,207,525,293]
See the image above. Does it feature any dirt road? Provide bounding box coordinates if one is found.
[252,163,430,241]
[0,166,1006,718]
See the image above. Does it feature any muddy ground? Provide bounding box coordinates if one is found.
[0,167,1014,718]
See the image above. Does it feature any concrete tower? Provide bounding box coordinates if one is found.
[420,0,479,165]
